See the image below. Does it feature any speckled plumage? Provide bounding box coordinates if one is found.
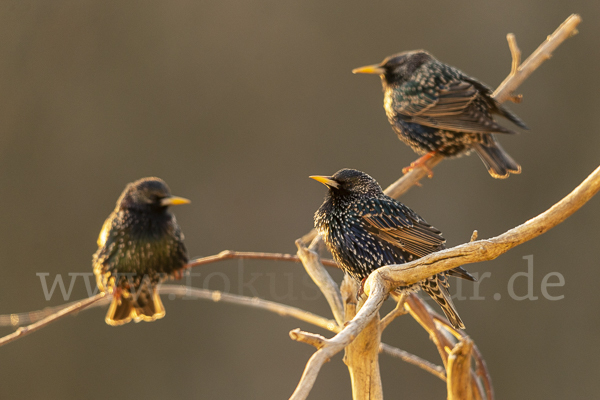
[354,50,528,178]
[93,177,189,326]
[312,169,474,329]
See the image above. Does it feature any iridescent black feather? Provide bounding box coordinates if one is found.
[354,50,528,178]
[93,177,189,326]
[313,169,474,329]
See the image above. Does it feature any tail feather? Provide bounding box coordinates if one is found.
[421,275,465,330]
[496,103,529,130]
[105,286,165,326]
[472,137,521,179]
[446,266,476,282]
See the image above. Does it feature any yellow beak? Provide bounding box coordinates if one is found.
[309,175,339,189]
[160,196,191,207]
[352,64,386,75]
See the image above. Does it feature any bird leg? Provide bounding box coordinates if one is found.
[402,151,436,178]
[356,277,368,299]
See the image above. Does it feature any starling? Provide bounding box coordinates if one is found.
[312,168,474,329]
[93,177,190,326]
[353,50,528,178]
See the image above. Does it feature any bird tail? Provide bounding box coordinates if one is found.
[421,275,465,330]
[472,136,521,179]
[105,286,166,326]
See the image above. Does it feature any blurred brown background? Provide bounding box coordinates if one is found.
[0,1,598,399]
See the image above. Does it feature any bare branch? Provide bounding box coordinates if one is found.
[432,315,494,400]
[0,293,106,347]
[507,33,521,76]
[379,293,408,331]
[289,280,388,400]
[185,249,337,269]
[365,164,600,295]
[408,296,487,400]
[405,294,453,366]
[0,284,442,383]
[379,343,446,381]
[494,14,581,102]
[341,274,359,322]
[296,237,345,326]
[344,302,383,400]
[290,329,327,349]
[160,285,341,333]
[447,337,475,400]
[470,230,478,242]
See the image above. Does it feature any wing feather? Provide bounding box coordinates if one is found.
[360,198,445,258]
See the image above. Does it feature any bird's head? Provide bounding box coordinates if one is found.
[310,169,383,198]
[117,177,190,213]
[352,50,434,86]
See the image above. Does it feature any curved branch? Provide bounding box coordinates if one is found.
[367,164,600,293]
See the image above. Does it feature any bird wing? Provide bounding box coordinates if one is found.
[359,197,445,258]
[396,78,517,134]
[97,213,115,247]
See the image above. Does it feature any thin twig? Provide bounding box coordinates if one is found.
[406,296,486,400]
[159,285,340,333]
[494,14,581,103]
[0,285,442,382]
[507,33,521,76]
[405,294,453,367]
[379,343,446,381]
[379,293,408,331]
[186,249,337,269]
[0,293,106,347]
[290,329,327,349]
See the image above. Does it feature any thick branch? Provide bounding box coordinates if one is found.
[345,305,383,400]
[447,338,474,400]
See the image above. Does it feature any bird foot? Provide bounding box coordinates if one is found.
[402,152,436,178]
[356,277,367,299]
[172,269,184,280]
